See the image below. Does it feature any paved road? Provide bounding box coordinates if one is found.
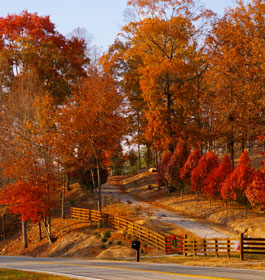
[0,256,264,280]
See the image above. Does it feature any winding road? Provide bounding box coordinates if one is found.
[0,256,265,280]
[102,179,230,238]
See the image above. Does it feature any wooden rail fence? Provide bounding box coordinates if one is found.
[183,238,239,258]
[240,233,265,261]
[71,207,265,260]
[71,207,165,250]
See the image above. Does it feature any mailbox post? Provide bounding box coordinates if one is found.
[131,240,141,262]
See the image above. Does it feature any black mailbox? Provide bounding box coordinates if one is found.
[131,240,141,262]
[131,240,140,250]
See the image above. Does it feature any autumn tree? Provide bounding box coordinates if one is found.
[246,167,265,211]
[127,149,138,173]
[165,140,190,194]
[0,181,54,248]
[56,68,125,211]
[204,155,234,201]
[190,151,218,199]
[206,0,265,163]
[180,148,201,192]
[0,10,88,101]
[0,74,58,246]
[110,144,126,175]
[221,151,254,214]
[156,151,171,187]
[101,0,213,153]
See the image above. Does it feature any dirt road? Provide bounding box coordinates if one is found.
[102,179,231,239]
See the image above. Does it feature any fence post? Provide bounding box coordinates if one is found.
[227,238,230,258]
[193,238,197,257]
[203,239,206,257]
[184,234,187,256]
[215,238,218,257]
[240,233,244,261]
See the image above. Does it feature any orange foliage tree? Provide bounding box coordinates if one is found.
[56,69,125,211]
[0,78,58,247]
[206,0,265,163]
[102,0,213,152]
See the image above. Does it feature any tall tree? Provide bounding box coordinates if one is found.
[206,0,265,163]
[0,10,89,101]
[56,69,125,211]
[101,0,213,152]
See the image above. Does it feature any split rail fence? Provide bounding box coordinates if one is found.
[71,207,265,260]
[71,207,165,250]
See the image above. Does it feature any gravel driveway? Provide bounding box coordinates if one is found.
[102,182,230,239]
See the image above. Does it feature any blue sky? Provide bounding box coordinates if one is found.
[0,0,236,51]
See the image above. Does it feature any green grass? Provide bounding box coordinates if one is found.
[0,268,78,279]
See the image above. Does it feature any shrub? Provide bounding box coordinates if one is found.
[108,240,113,245]
[101,237,107,242]
[104,230,111,239]
[69,200,76,207]
[117,240,122,245]
[97,220,102,229]
[101,245,106,249]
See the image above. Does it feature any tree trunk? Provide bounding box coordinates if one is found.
[61,171,65,219]
[42,219,53,245]
[48,215,52,236]
[137,143,141,172]
[1,214,6,241]
[22,220,28,249]
[66,172,70,191]
[96,158,102,212]
[39,222,42,241]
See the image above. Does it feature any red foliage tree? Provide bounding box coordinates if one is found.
[221,151,254,204]
[0,10,88,100]
[156,151,171,186]
[0,181,54,223]
[180,149,201,191]
[165,140,190,191]
[204,155,233,200]
[190,151,218,197]
[0,181,55,248]
[245,165,265,211]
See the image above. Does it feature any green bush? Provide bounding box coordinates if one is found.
[101,237,107,243]
[101,245,106,249]
[104,230,111,239]
[69,200,76,207]
[97,220,102,229]
[117,240,122,246]
[108,240,113,245]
